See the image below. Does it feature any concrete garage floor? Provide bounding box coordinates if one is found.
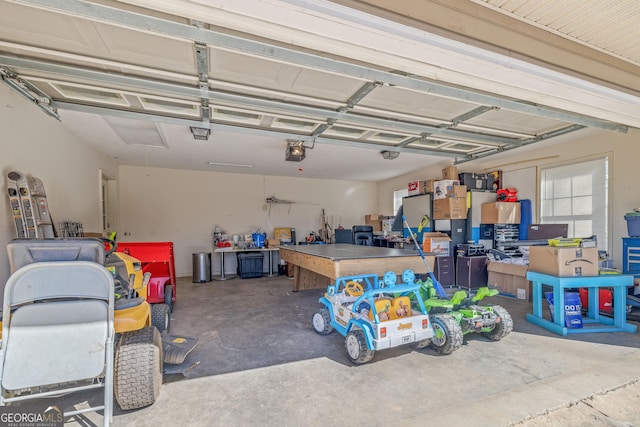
[66,274,639,426]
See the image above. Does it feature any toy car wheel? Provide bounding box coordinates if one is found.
[312,308,333,335]
[151,303,171,332]
[164,285,174,312]
[429,313,463,355]
[482,305,513,341]
[345,329,374,364]
[114,326,163,410]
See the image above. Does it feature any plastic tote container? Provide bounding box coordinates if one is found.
[544,292,583,328]
[624,211,640,237]
[192,252,211,283]
[237,252,264,279]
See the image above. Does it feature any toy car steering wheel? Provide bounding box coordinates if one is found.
[402,269,415,285]
[345,281,364,297]
[382,271,397,288]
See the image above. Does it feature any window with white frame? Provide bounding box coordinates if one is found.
[539,157,608,250]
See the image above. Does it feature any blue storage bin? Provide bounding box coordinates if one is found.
[624,212,640,237]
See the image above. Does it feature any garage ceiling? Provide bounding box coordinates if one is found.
[1,0,638,181]
[472,0,640,67]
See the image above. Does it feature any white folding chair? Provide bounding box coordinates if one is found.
[0,261,115,426]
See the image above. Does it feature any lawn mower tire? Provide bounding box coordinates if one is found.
[114,326,163,410]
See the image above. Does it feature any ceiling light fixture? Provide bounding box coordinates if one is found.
[285,140,306,162]
[380,150,400,160]
[190,126,211,141]
[207,161,253,168]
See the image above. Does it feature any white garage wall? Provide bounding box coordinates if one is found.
[377,127,640,267]
[0,84,119,284]
[118,165,377,277]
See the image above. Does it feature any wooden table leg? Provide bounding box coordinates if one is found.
[293,265,301,292]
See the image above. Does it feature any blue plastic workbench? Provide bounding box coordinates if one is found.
[526,271,637,336]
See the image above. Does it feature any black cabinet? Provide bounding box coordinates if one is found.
[434,219,467,252]
[456,255,488,290]
[433,255,455,287]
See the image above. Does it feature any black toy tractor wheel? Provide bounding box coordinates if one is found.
[151,303,171,332]
[429,314,463,355]
[164,285,174,312]
[482,305,513,341]
[345,329,374,364]
[114,326,163,410]
[312,308,334,335]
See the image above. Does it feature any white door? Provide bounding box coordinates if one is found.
[100,170,118,236]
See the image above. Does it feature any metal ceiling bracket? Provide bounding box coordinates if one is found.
[345,81,381,109]
[0,66,59,120]
[194,40,211,137]
[195,42,209,89]
[449,106,496,127]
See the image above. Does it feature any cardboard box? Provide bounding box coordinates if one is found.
[442,165,458,180]
[448,184,467,198]
[433,180,460,199]
[433,197,467,220]
[481,202,521,224]
[408,180,429,196]
[422,232,452,255]
[528,246,599,277]
[274,227,292,242]
[267,238,281,248]
[83,232,104,238]
[487,261,531,300]
[365,214,382,231]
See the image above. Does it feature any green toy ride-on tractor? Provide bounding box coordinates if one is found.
[400,215,512,350]
[418,275,513,343]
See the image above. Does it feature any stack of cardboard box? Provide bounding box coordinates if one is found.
[433,166,467,220]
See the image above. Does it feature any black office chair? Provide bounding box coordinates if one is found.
[352,225,373,246]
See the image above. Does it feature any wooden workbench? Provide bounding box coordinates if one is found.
[279,244,434,291]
